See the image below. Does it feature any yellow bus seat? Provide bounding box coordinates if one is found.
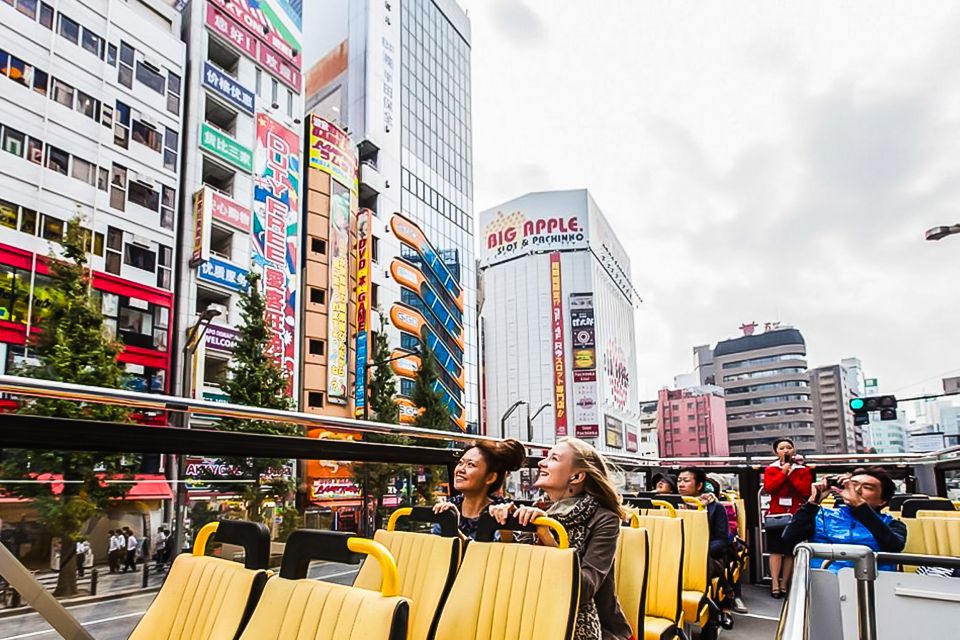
[917,509,960,519]
[675,509,712,628]
[614,525,649,640]
[354,507,462,640]
[433,514,579,640]
[901,498,957,518]
[633,515,685,640]
[129,520,271,640]
[240,530,409,640]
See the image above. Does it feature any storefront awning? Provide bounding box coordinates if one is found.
[0,473,173,503]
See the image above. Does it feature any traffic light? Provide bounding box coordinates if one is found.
[849,395,898,425]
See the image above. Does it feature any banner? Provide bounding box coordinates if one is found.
[209,188,252,232]
[309,116,358,194]
[252,112,300,387]
[209,0,302,90]
[550,252,568,437]
[354,209,372,417]
[625,425,638,452]
[326,184,350,401]
[571,293,599,438]
[190,188,210,267]
[604,415,623,449]
[198,257,249,292]
[200,123,252,172]
[481,208,588,267]
[205,324,241,353]
[203,61,255,114]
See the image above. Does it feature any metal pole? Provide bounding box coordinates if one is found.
[778,544,811,640]
[526,403,532,443]
[852,546,878,640]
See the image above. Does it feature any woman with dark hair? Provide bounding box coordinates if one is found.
[433,438,526,540]
[763,437,812,598]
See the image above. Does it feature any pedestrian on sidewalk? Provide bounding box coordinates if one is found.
[75,538,90,578]
[122,527,138,573]
[153,527,168,572]
[107,530,122,573]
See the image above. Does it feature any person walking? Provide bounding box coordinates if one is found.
[122,528,138,573]
[107,530,121,573]
[75,538,90,578]
[154,527,168,572]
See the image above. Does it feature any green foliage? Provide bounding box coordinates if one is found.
[366,317,399,423]
[216,271,300,523]
[0,217,134,596]
[412,341,453,431]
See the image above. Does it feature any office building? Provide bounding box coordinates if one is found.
[809,364,858,454]
[479,189,640,454]
[175,0,303,412]
[638,400,659,458]
[303,0,476,431]
[712,326,815,455]
[657,386,729,458]
[0,0,186,394]
[863,412,908,454]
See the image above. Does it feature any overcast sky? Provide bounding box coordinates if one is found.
[458,0,960,402]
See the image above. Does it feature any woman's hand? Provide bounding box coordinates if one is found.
[515,505,547,526]
[699,493,717,506]
[432,501,461,520]
[488,502,516,525]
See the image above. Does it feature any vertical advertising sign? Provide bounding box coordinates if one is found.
[190,188,211,267]
[252,113,300,389]
[308,116,358,194]
[327,184,350,402]
[604,415,624,449]
[549,252,568,437]
[570,293,599,438]
[354,209,373,417]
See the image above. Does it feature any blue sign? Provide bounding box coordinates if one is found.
[202,62,255,114]
[354,332,368,415]
[198,257,249,292]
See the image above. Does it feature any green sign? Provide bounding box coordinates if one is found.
[200,123,252,172]
[865,378,878,388]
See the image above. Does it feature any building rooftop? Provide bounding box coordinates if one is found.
[713,328,806,358]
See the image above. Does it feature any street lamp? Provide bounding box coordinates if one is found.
[526,403,551,442]
[500,400,527,439]
[171,306,222,556]
[925,225,960,241]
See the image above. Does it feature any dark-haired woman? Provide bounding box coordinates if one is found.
[433,438,526,540]
[763,437,812,598]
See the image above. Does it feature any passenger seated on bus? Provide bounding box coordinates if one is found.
[706,474,748,613]
[651,471,678,494]
[678,467,743,612]
[432,438,525,540]
[781,467,906,573]
[489,437,632,640]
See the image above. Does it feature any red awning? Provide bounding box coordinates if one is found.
[0,474,173,503]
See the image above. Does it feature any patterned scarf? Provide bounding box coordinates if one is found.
[547,494,602,640]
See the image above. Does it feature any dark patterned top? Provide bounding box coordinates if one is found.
[433,494,509,540]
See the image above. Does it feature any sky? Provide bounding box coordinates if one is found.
[458,0,960,401]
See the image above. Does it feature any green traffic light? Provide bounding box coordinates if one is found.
[850,398,865,411]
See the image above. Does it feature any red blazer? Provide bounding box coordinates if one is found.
[763,463,812,515]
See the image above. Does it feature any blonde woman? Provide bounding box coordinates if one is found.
[490,437,631,640]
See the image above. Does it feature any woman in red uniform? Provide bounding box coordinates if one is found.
[763,437,812,598]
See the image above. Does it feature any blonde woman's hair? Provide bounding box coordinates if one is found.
[558,437,625,520]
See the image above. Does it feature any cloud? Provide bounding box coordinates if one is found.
[488,0,546,46]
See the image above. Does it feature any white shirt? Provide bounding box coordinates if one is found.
[108,535,121,552]
[126,535,138,551]
[76,541,89,554]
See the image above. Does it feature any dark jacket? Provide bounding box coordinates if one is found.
[706,501,731,558]
[580,507,633,640]
[782,502,907,555]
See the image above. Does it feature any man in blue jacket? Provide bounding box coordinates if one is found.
[782,466,906,572]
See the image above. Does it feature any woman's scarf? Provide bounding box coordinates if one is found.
[547,494,602,640]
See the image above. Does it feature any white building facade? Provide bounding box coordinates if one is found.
[175,0,303,409]
[479,189,640,454]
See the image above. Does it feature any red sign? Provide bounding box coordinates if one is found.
[209,0,301,66]
[550,252,568,437]
[626,427,639,453]
[210,190,251,233]
[258,46,301,91]
[206,4,258,60]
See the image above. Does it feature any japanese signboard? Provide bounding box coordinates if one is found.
[203,61,255,114]
[205,3,258,60]
[209,0,302,90]
[190,188,210,267]
[327,184,350,402]
[209,188,252,233]
[198,256,249,292]
[605,415,623,450]
[550,252,568,437]
[308,116,358,194]
[205,324,241,353]
[252,112,300,387]
[354,209,372,417]
[626,425,639,452]
[200,123,253,172]
[571,293,599,438]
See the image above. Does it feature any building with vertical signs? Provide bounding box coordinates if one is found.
[478,189,640,454]
[0,0,185,397]
[174,0,303,415]
[303,0,476,432]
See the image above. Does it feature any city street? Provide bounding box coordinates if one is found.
[0,562,358,639]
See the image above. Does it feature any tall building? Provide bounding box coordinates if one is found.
[638,400,659,457]
[657,386,729,458]
[175,0,304,413]
[0,0,185,394]
[712,327,815,455]
[809,364,858,454]
[303,0,477,431]
[864,410,908,454]
[479,189,640,454]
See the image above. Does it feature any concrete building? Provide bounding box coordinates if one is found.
[479,189,640,454]
[863,411,908,454]
[657,386,729,458]
[712,327,815,455]
[303,0,476,431]
[639,400,659,458]
[693,344,716,385]
[809,364,858,454]
[174,0,303,412]
[0,0,186,395]
[932,403,960,448]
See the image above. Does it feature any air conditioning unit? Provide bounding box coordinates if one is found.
[140,115,159,130]
[130,173,157,190]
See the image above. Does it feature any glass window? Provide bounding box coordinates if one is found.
[19,207,36,234]
[52,79,74,108]
[166,72,180,114]
[128,181,159,211]
[97,166,108,191]
[32,68,48,95]
[7,56,27,87]
[26,137,42,164]
[2,127,25,157]
[107,226,123,251]
[110,164,126,188]
[41,215,63,241]
[0,200,17,230]
[101,104,113,128]
[131,121,161,152]
[0,50,8,77]
[38,2,53,28]
[158,245,172,267]
[135,61,165,94]
[123,244,156,272]
[115,101,130,126]
[16,0,36,19]
[105,252,121,275]
[76,91,98,119]
[118,63,132,88]
[119,305,153,334]
[81,28,103,58]
[58,13,80,44]
[70,156,94,185]
[45,145,68,175]
[119,42,134,66]
[106,43,117,66]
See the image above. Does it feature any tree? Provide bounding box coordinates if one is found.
[410,340,455,503]
[216,271,300,525]
[356,318,409,532]
[0,218,134,597]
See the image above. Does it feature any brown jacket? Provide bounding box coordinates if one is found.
[578,507,633,640]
